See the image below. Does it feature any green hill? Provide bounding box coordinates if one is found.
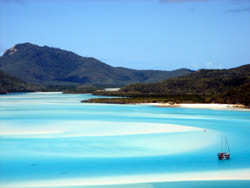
[213,82,250,105]
[0,70,44,94]
[122,64,250,96]
[0,43,192,86]
[89,64,250,105]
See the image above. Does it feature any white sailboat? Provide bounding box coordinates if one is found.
[217,137,231,160]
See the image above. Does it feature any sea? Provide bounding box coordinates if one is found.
[0,92,250,188]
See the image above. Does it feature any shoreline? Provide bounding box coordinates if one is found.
[150,103,248,110]
[82,95,249,110]
[83,100,249,110]
[2,91,248,110]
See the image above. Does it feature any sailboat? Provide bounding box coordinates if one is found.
[217,137,230,160]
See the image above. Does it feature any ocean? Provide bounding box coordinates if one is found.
[0,92,250,188]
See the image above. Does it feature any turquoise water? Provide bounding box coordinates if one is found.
[0,92,250,187]
[83,181,250,188]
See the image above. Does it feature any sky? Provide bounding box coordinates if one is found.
[0,0,250,70]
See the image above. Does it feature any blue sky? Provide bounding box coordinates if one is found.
[0,0,250,70]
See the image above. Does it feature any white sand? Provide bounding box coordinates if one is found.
[0,121,216,158]
[2,169,250,187]
[179,103,237,109]
[144,103,248,110]
[0,121,202,138]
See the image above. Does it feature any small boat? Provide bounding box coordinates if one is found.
[217,137,230,160]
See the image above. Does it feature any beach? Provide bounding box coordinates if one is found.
[152,103,248,110]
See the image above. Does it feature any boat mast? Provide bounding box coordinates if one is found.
[220,138,223,152]
[225,137,230,153]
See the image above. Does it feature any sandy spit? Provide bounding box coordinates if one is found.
[2,169,250,187]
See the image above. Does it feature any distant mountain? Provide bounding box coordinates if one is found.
[118,64,250,105]
[0,43,192,86]
[0,70,44,94]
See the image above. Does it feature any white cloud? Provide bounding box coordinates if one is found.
[206,61,213,67]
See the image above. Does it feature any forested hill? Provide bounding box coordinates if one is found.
[0,70,43,94]
[0,43,192,86]
[120,64,250,105]
[122,64,250,95]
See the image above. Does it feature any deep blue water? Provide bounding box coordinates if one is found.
[0,92,250,187]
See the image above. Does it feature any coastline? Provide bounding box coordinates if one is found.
[151,103,248,110]
[2,92,248,110]
[82,96,249,110]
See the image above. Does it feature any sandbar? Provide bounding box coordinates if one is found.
[2,169,250,187]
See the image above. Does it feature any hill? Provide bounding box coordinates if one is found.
[0,70,44,94]
[213,82,250,105]
[121,64,250,96]
[0,43,192,86]
[89,64,250,106]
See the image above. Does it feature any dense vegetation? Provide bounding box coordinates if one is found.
[84,65,250,106]
[0,43,192,86]
[121,64,250,95]
[83,95,206,104]
[213,82,250,105]
[0,70,44,94]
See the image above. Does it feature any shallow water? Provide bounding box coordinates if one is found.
[83,181,250,188]
[0,92,250,187]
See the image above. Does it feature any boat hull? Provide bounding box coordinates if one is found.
[217,152,230,160]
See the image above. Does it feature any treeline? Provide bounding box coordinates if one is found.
[0,70,44,94]
[121,65,250,95]
[82,95,207,104]
[84,64,250,106]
